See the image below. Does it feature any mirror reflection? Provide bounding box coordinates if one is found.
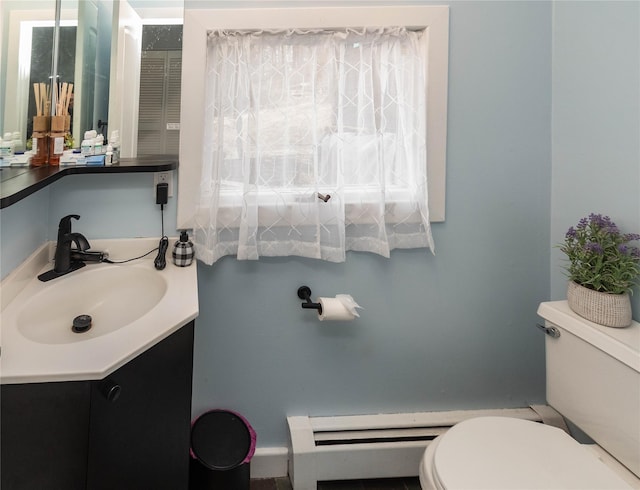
[1,0,182,161]
[138,24,182,156]
[1,0,112,152]
[2,0,57,150]
[70,0,113,142]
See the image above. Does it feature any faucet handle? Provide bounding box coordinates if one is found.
[69,233,90,252]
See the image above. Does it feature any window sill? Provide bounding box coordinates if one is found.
[0,155,178,209]
[195,187,428,227]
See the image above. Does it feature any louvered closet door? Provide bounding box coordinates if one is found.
[165,52,182,152]
[137,50,182,155]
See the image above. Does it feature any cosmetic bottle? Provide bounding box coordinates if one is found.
[94,134,104,154]
[109,131,120,163]
[11,132,23,153]
[0,135,13,158]
[81,139,94,157]
[105,144,113,166]
[172,231,195,267]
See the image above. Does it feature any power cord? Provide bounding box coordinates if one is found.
[154,236,169,270]
[102,183,169,267]
[103,248,158,264]
[154,182,169,270]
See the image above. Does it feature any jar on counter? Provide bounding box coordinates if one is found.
[48,116,66,166]
[31,116,50,166]
[31,132,49,166]
[48,132,65,166]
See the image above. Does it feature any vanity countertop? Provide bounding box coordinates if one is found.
[0,237,198,384]
[0,155,178,209]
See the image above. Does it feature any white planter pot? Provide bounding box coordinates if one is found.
[567,281,632,328]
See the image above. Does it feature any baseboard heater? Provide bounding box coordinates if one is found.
[287,405,566,490]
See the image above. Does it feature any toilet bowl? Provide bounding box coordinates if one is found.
[419,301,640,489]
[419,416,638,489]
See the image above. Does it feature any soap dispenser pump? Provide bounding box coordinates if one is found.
[172,231,194,267]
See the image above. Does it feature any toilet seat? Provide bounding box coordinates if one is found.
[420,416,633,490]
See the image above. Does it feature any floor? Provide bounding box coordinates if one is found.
[250,477,421,490]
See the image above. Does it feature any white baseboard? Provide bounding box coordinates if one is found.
[287,407,562,489]
[247,407,563,483]
[250,447,289,479]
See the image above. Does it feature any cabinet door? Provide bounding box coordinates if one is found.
[1,381,91,490]
[86,322,194,490]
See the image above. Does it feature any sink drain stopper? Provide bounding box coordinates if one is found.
[72,314,92,333]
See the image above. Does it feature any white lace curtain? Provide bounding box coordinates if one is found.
[194,27,434,265]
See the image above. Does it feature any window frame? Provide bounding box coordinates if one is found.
[177,5,449,229]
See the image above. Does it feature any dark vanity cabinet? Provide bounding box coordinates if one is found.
[1,380,91,489]
[1,322,194,490]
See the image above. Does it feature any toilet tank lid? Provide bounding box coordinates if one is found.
[537,301,639,373]
[434,417,632,490]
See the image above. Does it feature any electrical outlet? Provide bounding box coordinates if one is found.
[154,171,173,197]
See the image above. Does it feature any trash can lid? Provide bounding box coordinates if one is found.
[191,410,256,470]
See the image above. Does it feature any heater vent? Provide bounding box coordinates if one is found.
[287,405,566,490]
[314,427,447,446]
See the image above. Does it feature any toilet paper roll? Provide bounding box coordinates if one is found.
[317,295,362,321]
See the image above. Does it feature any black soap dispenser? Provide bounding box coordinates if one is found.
[172,231,194,267]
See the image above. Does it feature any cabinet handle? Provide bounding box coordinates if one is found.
[100,380,122,403]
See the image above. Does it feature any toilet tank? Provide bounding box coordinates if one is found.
[537,301,640,478]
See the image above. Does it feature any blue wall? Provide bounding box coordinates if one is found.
[3,0,634,449]
[0,187,49,277]
[550,0,640,317]
[191,0,552,446]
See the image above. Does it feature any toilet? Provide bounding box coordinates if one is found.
[419,300,640,489]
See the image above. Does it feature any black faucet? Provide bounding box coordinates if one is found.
[54,214,87,273]
[38,215,107,282]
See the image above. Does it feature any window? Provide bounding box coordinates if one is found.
[178,7,449,264]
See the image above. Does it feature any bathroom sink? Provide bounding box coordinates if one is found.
[17,266,167,344]
[1,237,199,384]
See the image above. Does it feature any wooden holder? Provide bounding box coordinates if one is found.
[50,116,65,132]
[33,116,49,132]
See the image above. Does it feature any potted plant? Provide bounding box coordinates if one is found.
[559,213,640,327]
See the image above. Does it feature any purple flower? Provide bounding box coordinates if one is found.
[588,213,618,232]
[560,214,640,294]
[605,224,620,235]
[584,242,604,254]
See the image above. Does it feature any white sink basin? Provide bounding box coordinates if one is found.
[17,266,167,344]
[1,238,199,384]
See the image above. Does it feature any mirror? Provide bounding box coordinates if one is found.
[1,0,182,161]
[69,0,114,142]
[108,1,183,158]
[1,0,114,151]
[2,0,57,149]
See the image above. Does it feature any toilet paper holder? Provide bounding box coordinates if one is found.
[297,286,323,314]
